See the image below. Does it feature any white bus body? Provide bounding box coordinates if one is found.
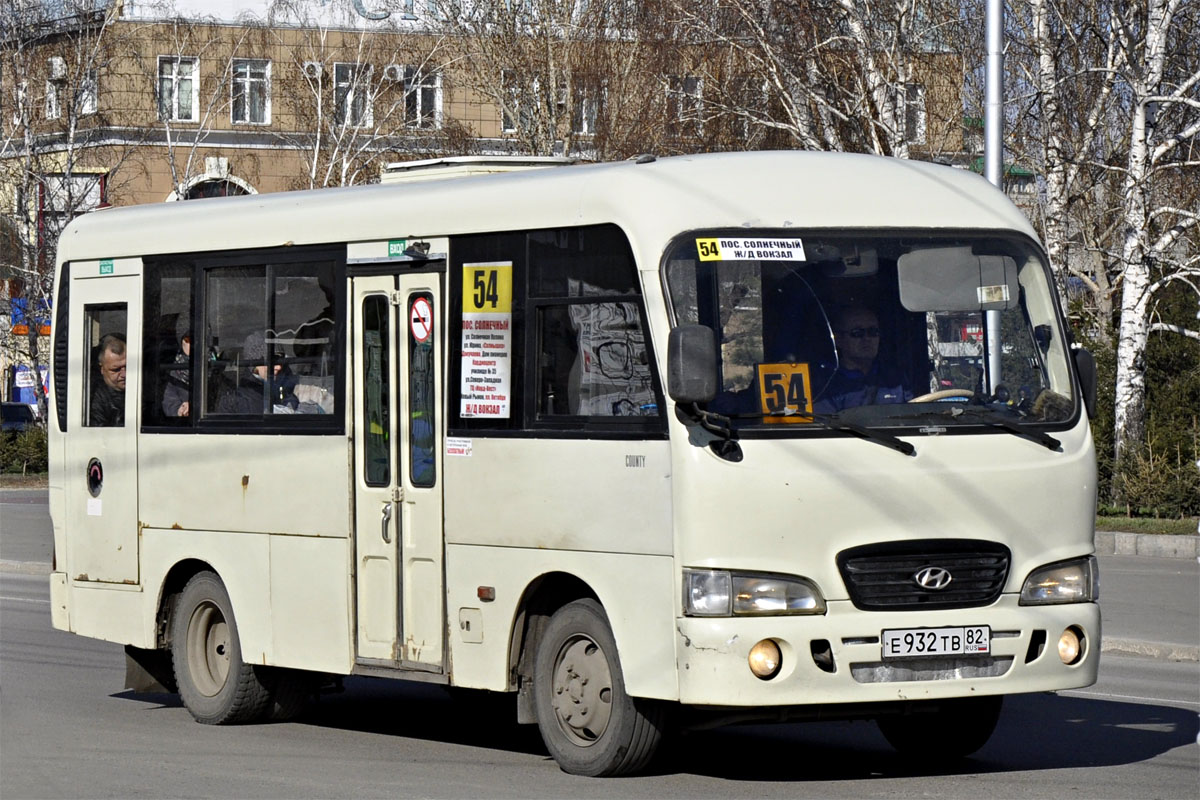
[48,152,1100,776]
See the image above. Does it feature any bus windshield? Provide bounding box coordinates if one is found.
[664,230,1077,431]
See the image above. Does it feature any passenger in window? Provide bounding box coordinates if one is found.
[162,320,192,417]
[216,331,299,414]
[815,306,910,412]
[90,333,127,426]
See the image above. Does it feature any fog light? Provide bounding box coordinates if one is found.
[748,639,782,680]
[1058,627,1084,665]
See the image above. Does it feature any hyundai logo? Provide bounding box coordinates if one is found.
[914,566,953,590]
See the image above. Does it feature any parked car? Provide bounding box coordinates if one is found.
[1,403,38,433]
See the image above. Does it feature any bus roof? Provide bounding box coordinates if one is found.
[56,151,1038,266]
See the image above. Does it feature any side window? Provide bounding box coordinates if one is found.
[449,224,665,434]
[202,258,338,419]
[363,296,390,485]
[408,293,436,487]
[143,261,193,427]
[528,226,660,425]
[83,304,127,428]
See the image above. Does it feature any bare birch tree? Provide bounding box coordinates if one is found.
[1,0,145,418]
[1009,0,1199,481]
[665,0,966,158]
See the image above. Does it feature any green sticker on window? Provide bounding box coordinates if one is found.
[99,259,114,275]
[388,240,407,258]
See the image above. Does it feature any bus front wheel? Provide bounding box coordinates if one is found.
[875,695,1003,760]
[532,598,664,776]
[171,571,272,725]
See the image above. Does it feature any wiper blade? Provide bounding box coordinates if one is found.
[733,409,916,457]
[940,406,1062,451]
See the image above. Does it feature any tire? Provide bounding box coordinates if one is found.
[532,599,665,777]
[876,695,1003,760]
[171,571,272,725]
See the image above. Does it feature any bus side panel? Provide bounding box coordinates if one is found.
[140,528,272,662]
[443,438,672,555]
[269,533,353,673]
[63,582,152,647]
[444,545,678,700]
[137,436,351,538]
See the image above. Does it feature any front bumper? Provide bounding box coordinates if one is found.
[675,595,1100,706]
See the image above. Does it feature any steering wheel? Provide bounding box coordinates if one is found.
[909,389,974,403]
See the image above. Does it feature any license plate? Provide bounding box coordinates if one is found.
[881,626,990,659]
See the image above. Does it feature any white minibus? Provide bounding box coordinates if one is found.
[49,151,1100,776]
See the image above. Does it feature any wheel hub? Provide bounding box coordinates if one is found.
[551,635,614,745]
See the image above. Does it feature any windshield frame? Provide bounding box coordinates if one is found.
[660,226,1083,439]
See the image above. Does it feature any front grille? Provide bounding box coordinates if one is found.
[837,540,1010,611]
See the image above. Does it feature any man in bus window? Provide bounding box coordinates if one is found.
[91,333,127,426]
[814,306,910,413]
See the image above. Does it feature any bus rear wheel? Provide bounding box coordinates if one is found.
[532,599,664,776]
[171,571,271,725]
[876,695,1003,760]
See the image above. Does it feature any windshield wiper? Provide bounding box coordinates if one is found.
[733,409,916,457]
[928,406,1062,451]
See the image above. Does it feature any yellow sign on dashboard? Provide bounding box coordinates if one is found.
[756,363,813,423]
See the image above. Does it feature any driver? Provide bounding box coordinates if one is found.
[815,306,910,412]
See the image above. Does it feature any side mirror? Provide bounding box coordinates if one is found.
[668,324,718,404]
[1073,347,1097,419]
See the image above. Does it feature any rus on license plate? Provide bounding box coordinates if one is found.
[881,626,990,659]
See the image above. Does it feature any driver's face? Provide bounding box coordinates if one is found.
[99,349,126,391]
[836,310,880,367]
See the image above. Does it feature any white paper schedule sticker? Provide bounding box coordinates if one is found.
[460,262,512,418]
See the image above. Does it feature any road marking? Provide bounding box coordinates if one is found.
[1061,688,1200,709]
[0,596,50,605]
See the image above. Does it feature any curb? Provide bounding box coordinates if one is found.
[1101,637,1200,662]
[0,560,50,576]
[1094,531,1199,559]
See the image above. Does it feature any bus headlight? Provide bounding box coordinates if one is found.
[684,569,826,616]
[1019,556,1099,605]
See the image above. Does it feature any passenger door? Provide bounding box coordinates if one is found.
[63,263,141,584]
[351,260,445,669]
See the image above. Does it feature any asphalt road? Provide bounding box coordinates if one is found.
[1,572,1197,798]
[2,488,1198,796]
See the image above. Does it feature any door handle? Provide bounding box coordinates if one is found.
[381,502,393,544]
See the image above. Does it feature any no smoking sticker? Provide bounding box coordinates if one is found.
[410,297,433,343]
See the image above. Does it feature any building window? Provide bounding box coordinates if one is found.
[45,78,64,119]
[903,83,927,145]
[403,67,440,128]
[501,69,522,133]
[667,75,703,137]
[571,78,605,136]
[232,58,270,124]
[334,62,372,127]
[39,174,104,252]
[158,56,197,122]
[45,56,65,119]
[79,69,97,115]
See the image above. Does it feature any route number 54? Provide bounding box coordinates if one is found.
[756,363,813,423]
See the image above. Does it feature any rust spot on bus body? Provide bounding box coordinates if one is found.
[171,523,182,529]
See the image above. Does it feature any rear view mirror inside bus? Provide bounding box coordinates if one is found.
[897,246,1018,312]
